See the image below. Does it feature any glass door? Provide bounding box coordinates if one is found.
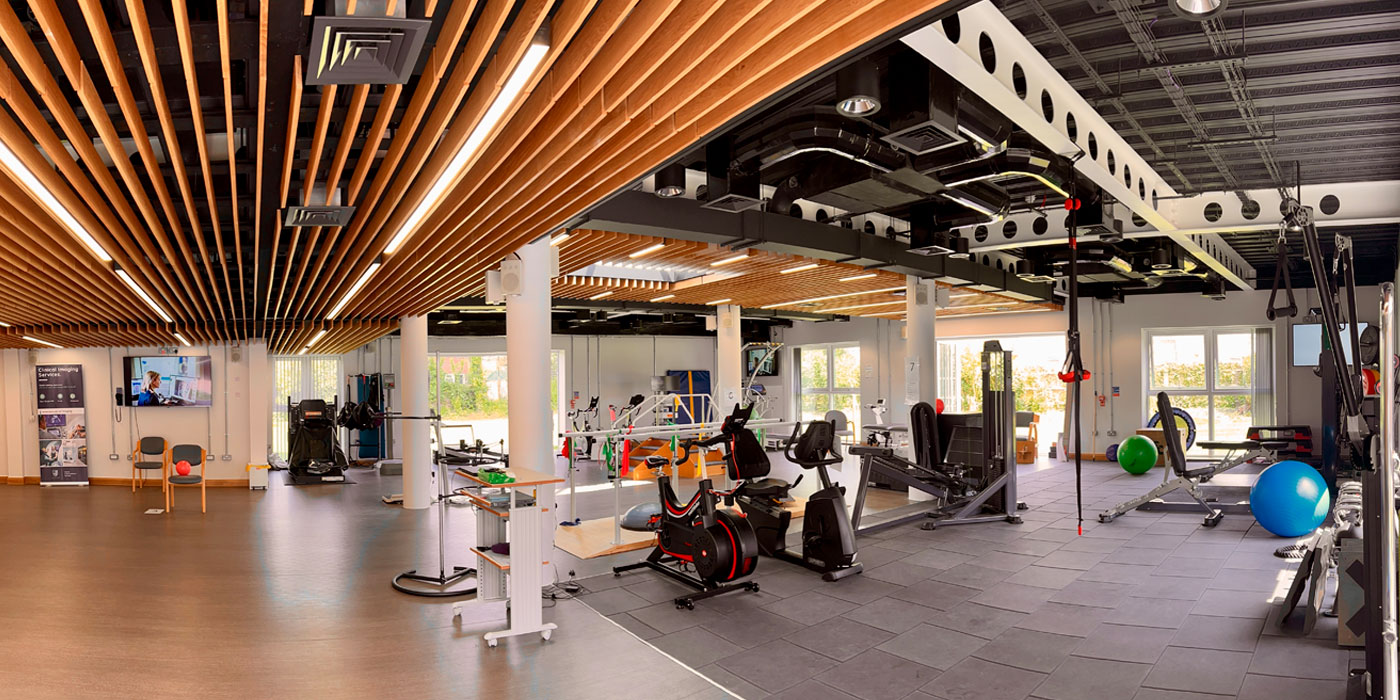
[796,343,862,434]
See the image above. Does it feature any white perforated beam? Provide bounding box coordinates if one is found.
[901,1,1256,290]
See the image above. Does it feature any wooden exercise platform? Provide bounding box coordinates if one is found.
[624,437,726,480]
[554,496,810,560]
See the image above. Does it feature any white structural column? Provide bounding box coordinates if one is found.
[400,315,432,509]
[246,341,269,468]
[0,349,21,483]
[714,304,743,415]
[506,238,557,565]
[904,277,938,407]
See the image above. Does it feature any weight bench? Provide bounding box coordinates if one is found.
[1100,392,1287,527]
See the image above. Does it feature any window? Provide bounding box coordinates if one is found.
[1146,327,1273,454]
[796,343,861,434]
[271,355,342,458]
[431,351,564,450]
[937,334,1067,455]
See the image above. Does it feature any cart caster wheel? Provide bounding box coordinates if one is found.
[541,630,552,641]
[920,522,938,531]
[1204,514,1222,528]
[1008,516,1023,524]
[1098,514,1112,523]
[750,583,760,593]
[487,639,498,648]
[1017,502,1028,510]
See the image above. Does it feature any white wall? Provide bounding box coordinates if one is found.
[1,344,259,482]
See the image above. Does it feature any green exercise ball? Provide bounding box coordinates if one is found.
[1117,435,1158,475]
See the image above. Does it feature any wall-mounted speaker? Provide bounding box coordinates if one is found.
[500,258,524,296]
[485,269,505,304]
[230,346,243,363]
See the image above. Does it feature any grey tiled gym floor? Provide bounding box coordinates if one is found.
[580,460,1360,700]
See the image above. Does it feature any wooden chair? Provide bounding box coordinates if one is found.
[1015,412,1039,463]
[166,444,207,514]
[130,437,168,492]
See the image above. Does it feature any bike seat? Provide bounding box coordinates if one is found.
[644,456,669,468]
[739,477,791,500]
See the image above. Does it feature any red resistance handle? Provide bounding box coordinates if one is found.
[1058,369,1092,383]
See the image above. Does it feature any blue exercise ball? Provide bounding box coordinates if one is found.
[1249,460,1330,537]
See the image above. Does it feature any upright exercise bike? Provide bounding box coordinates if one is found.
[729,410,863,581]
[613,438,760,609]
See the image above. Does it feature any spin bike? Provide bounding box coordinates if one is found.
[729,411,863,581]
[613,436,760,610]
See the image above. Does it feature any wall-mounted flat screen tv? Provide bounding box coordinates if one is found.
[124,356,213,407]
[745,347,779,377]
[1292,323,1369,367]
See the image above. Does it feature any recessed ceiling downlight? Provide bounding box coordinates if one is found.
[835,59,881,118]
[1170,0,1228,21]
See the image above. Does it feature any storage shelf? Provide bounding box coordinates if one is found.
[455,465,565,489]
[458,490,510,518]
[475,547,510,571]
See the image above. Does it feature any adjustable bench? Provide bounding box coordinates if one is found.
[1100,392,1287,527]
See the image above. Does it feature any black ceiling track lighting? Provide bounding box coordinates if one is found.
[653,162,686,198]
[1169,0,1228,22]
[835,59,881,118]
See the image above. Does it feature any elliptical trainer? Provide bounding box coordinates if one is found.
[732,416,863,581]
[613,437,760,609]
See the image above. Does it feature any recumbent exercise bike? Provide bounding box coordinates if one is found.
[724,406,863,581]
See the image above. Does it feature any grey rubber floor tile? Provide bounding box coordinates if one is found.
[1170,614,1264,652]
[815,648,941,700]
[1247,634,1351,680]
[701,609,805,649]
[714,639,838,694]
[877,623,987,670]
[1191,588,1277,619]
[610,611,662,640]
[927,601,1029,640]
[1072,623,1177,664]
[864,561,943,586]
[1078,563,1157,585]
[1127,575,1210,602]
[889,578,981,611]
[1103,547,1172,566]
[1105,597,1197,629]
[1031,656,1152,700]
[763,589,859,625]
[994,538,1065,557]
[1058,535,1129,553]
[819,574,904,605]
[1235,672,1349,700]
[1049,580,1129,608]
[786,616,894,662]
[932,563,1016,589]
[904,548,976,571]
[841,596,941,635]
[1038,549,1111,570]
[921,656,1047,700]
[1155,556,1224,579]
[629,600,729,634]
[1004,565,1084,590]
[970,581,1057,613]
[1015,601,1113,637]
[971,627,1078,673]
[1141,646,1252,695]
[584,586,654,616]
[972,550,1043,572]
[766,679,860,700]
[652,626,746,668]
[697,663,767,700]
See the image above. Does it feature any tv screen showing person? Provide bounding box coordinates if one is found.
[125,356,214,407]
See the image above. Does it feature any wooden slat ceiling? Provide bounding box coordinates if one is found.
[548,229,1058,319]
[0,0,960,355]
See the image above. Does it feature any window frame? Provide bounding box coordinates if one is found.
[1143,326,1273,447]
[270,354,343,458]
[794,342,861,432]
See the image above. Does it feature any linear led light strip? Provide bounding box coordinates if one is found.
[821,300,905,312]
[0,136,179,331]
[23,335,62,349]
[328,28,551,320]
[761,286,904,309]
[299,328,329,356]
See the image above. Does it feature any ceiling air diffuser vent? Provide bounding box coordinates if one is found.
[285,205,357,228]
[307,1,431,86]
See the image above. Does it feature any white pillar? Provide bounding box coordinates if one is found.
[246,341,269,468]
[904,277,938,407]
[507,239,556,569]
[400,315,431,509]
[0,349,22,484]
[714,304,743,415]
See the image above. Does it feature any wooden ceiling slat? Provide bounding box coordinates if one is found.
[126,0,225,336]
[266,56,304,320]
[216,0,247,334]
[273,81,338,322]
[252,0,270,337]
[75,0,219,324]
[173,0,235,335]
[337,0,696,317]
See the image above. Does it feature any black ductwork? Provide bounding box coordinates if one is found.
[703,137,762,212]
[931,135,1073,197]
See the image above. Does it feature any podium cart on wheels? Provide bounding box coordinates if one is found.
[451,465,564,647]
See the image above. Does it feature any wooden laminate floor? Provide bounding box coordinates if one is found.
[0,471,732,700]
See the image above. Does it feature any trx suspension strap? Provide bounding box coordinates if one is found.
[1265,224,1297,321]
[1058,194,1091,535]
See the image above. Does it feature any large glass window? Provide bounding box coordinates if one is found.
[796,343,861,434]
[271,355,342,458]
[1146,327,1273,453]
[431,351,563,450]
[937,335,1066,455]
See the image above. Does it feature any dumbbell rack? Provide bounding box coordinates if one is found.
[450,465,563,647]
